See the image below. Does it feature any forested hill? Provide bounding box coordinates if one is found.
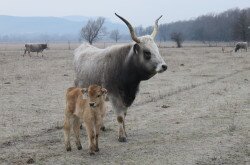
[0,15,127,42]
[0,8,249,42]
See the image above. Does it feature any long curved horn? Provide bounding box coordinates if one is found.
[115,13,140,43]
[151,15,162,39]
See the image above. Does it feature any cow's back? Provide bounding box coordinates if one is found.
[30,44,41,52]
[74,44,104,63]
[74,44,108,88]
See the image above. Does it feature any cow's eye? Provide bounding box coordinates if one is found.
[143,51,151,60]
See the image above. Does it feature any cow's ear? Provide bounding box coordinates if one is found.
[133,44,140,54]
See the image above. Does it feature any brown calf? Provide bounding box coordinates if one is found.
[64,85,107,155]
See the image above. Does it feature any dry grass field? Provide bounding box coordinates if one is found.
[0,42,249,165]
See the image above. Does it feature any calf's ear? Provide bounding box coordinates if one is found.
[81,88,87,94]
[81,88,88,99]
[101,88,107,94]
[133,44,140,54]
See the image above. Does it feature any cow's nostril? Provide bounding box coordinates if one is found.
[89,103,94,107]
[162,64,167,71]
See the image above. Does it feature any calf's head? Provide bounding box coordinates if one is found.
[82,85,107,108]
[115,13,167,79]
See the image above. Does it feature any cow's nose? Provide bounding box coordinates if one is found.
[89,103,94,107]
[162,64,167,71]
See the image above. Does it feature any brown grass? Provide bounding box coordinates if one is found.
[0,43,249,164]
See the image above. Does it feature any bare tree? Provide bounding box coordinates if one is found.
[80,17,106,45]
[110,29,121,42]
[171,32,184,48]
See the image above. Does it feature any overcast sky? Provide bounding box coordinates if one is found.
[0,0,249,26]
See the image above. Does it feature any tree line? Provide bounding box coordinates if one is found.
[157,8,250,43]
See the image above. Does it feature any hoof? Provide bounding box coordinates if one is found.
[89,152,95,156]
[100,126,106,131]
[118,136,127,142]
[77,145,82,150]
[95,148,100,152]
[66,147,71,151]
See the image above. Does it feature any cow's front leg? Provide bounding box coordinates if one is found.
[100,105,107,131]
[111,97,128,142]
[116,111,127,142]
[124,112,127,137]
[23,50,26,57]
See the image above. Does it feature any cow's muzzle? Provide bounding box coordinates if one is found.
[156,63,168,73]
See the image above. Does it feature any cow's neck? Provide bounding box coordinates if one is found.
[117,51,149,107]
[104,44,153,107]
[117,74,140,107]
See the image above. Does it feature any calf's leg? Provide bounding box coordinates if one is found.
[63,116,71,151]
[73,117,82,150]
[95,117,102,152]
[85,122,96,155]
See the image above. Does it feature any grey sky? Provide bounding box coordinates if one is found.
[0,0,249,26]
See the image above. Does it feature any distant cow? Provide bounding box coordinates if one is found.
[235,42,247,52]
[23,43,48,57]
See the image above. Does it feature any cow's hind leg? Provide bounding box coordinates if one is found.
[41,50,45,57]
[100,108,106,131]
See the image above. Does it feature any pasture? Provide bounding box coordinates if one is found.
[0,43,249,164]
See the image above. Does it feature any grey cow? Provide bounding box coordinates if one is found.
[235,42,247,52]
[23,43,48,57]
[74,13,167,142]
